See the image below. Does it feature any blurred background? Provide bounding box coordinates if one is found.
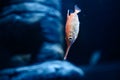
[0,0,120,80]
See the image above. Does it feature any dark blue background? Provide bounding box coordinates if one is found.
[62,0,120,65]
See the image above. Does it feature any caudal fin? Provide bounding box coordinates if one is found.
[74,5,81,14]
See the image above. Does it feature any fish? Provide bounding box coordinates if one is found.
[64,5,81,60]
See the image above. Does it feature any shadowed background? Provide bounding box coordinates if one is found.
[62,0,120,65]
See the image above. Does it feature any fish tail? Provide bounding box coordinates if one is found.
[74,5,81,14]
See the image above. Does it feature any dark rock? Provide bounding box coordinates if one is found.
[0,0,64,69]
[9,61,84,80]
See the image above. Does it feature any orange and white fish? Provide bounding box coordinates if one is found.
[64,5,81,60]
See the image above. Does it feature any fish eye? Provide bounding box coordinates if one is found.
[69,37,72,40]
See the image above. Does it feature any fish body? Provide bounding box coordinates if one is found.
[65,5,81,46]
[64,5,81,60]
